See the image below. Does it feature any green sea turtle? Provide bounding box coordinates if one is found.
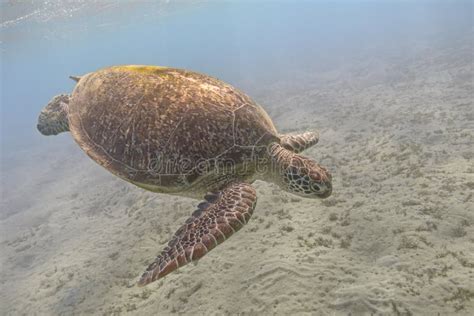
[37,65,332,286]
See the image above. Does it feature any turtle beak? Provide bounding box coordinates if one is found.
[316,181,332,199]
[312,167,332,199]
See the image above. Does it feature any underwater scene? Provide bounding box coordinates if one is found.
[1,1,473,315]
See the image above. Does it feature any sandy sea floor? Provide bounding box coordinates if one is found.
[1,33,473,315]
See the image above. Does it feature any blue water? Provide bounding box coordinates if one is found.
[1,1,473,314]
[1,1,471,152]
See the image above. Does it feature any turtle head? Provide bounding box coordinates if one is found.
[269,144,332,199]
[37,94,70,136]
[282,155,332,198]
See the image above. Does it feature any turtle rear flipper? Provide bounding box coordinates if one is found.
[37,94,70,136]
[137,181,257,286]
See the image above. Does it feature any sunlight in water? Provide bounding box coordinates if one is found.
[1,1,473,315]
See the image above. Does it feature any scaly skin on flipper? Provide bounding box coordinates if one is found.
[138,181,257,286]
[37,94,70,136]
[280,131,319,153]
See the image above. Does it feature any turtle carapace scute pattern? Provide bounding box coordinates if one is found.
[37,65,332,286]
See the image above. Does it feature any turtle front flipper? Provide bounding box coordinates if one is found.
[280,131,319,153]
[138,181,257,286]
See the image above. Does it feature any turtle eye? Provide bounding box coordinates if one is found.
[311,183,321,192]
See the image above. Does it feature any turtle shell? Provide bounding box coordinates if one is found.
[68,66,278,190]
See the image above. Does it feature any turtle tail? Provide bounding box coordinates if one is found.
[69,76,81,82]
